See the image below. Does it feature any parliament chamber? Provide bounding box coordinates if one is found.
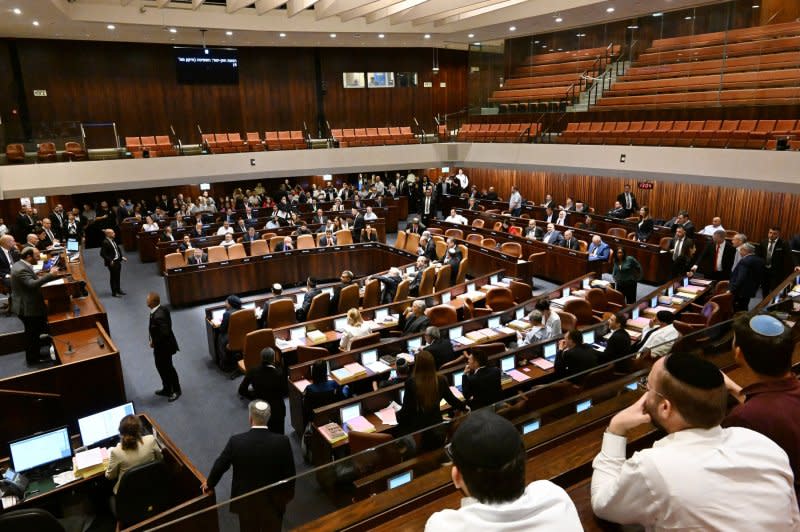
[1,0,800,530]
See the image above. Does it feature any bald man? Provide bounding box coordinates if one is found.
[100,229,127,297]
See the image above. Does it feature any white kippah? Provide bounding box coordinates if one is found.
[255,401,268,411]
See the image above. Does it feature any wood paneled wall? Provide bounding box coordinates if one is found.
[462,167,800,241]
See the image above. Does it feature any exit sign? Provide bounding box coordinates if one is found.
[638,182,654,190]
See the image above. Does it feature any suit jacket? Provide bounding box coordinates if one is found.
[608,207,627,218]
[525,227,544,240]
[274,242,293,252]
[16,213,34,239]
[297,288,322,321]
[99,237,123,267]
[240,365,288,421]
[426,338,455,369]
[599,328,631,365]
[636,218,654,242]
[312,215,327,225]
[150,306,179,356]
[187,253,208,265]
[406,224,424,235]
[462,366,502,409]
[562,237,580,250]
[375,274,402,303]
[206,428,296,514]
[49,212,66,238]
[554,345,598,382]
[10,261,58,317]
[543,212,556,224]
[588,241,611,261]
[241,233,259,243]
[330,281,355,313]
[542,230,564,246]
[730,254,765,299]
[190,228,205,238]
[408,269,424,295]
[694,240,735,278]
[352,214,366,233]
[0,247,19,277]
[759,238,787,271]
[318,235,337,247]
[669,237,695,260]
[400,313,430,334]
[422,240,438,261]
[160,232,176,242]
[616,192,638,213]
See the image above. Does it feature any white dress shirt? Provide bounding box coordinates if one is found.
[639,324,679,357]
[543,312,561,339]
[591,426,800,531]
[509,191,522,210]
[143,223,159,232]
[445,214,468,225]
[216,226,234,236]
[426,481,582,532]
[556,214,567,226]
[364,212,378,221]
[699,224,726,236]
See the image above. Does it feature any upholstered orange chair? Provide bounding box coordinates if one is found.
[555,310,577,332]
[297,345,329,364]
[500,242,522,258]
[509,280,532,303]
[349,332,381,350]
[361,279,380,309]
[485,287,515,311]
[425,304,458,327]
[434,265,452,292]
[37,142,57,163]
[306,292,331,322]
[5,143,25,164]
[266,299,296,329]
[417,266,436,297]
[562,299,602,327]
[225,309,258,359]
[64,141,88,161]
[237,329,276,373]
[337,284,360,314]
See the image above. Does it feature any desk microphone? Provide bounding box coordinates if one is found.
[49,335,74,355]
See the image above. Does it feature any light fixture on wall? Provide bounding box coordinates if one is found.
[432,47,439,73]
[200,28,208,54]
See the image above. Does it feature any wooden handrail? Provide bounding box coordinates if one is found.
[0,388,61,399]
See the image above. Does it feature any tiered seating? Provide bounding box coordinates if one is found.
[264,130,308,150]
[489,45,620,112]
[125,135,178,157]
[201,132,250,154]
[330,127,416,147]
[455,123,539,142]
[597,22,800,110]
[560,119,800,149]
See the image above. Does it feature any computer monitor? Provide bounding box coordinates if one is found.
[441,292,451,304]
[467,282,476,292]
[523,419,541,434]
[361,349,378,366]
[453,371,464,388]
[490,274,500,284]
[488,316,501,329]
[582,330,595,345]
[334,317,347,332]
[295,293,304,305]
[398,389,405,403]
[407,337,422,351]
[500,355,515,372]
[243,302,256,310]
[10,426,72,473]
[683,277,690,287]
[450,325,463,339]
[632,307,640,320]
[650,296,658,308]
[78,402,135,448]
[543,342,557,362]
[406,266,416,275]
[322,287,334,297]
[340,403,361,424]
[667,285,674,297]
[562,287,571,298]
[582,278,591,289]
[375,308,388,321]
[66,239,79,253]
[516,308,525,319]
[575,399,593,413]
[626,381,639,391]
[290,326,306,340]
[387,470,413,490]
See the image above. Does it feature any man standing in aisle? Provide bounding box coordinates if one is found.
[11,247,60,365]
[147,292,181,402]
[508,185,522,216]
[100,229,126,297]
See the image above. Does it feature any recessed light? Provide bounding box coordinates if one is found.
[13,8,21,15]
[107,24,115,30]
[330,33,336,38]
[627,25,639,29]
[424,34,431,39]
[542,44,548,48]
[555,17,563,23]
[685,16,693,20]
[226,30,233,36]
[576,33,586,37]
[474,42,481,46]
[169,28,177,33]
[32,20,39,26]
[509,26,516,31]
[378,33,385,38]
[279,32,286,38]
[468,33,475,38]
[558,48,563,51]
[652,12,663,17]
[606,7,615,13]
[752,4,760,8]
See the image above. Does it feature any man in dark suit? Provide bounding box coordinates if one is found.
[238,348,288,435]
[729,243,765,312]
[296,277,322,321]
[16,207,34,242]
[444,239,463,284]
[187,248,208,265]
[420,189,436,224]
[669,226,694,277]
[666,210,696,239]
[406,218,425,235]
[542,223,564,246]
[312,209,327,226]
[419,235,438,262]
[40,219,59,249]
[64,212,82,241]
[0,235,19,290]
[49,204,67,240]
[241,227,259,243]
[617,184,638,216]
[541,194,555,209]
[11,247,60,364]
[561,229,580,250]
[462,350,502,409]
[374,267,403,304]
[100,229,126,297]
[179,235,193,252]
[351,208,365,243]
[399,300,430,334]
[115,199,131,226]
[423,326,455,369]
[234,218,249,233]
[408,256,429,296]
[554,330,598,383]
[543,207,556,224]
[329,270,355,313]
[598,312,631,365]
[318,230,337,247]
[203,401,296,532]
[608,201,627,219]
[273,236,294,252]
[758,226,787,296]
[160,226,176,243]
[524,220,543,241]
[190,222,205,238]
[147,292,181,402]
[691,229,735,280]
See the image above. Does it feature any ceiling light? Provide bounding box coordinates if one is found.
[279,32,286,37]
[169,28,177,33]
[330,33,336,38]
[555,17,563,23]
[652,12,663,17]
[13,8,21,15]
[627,25,639,29]
[226,30,233,36]
[685,16,693,20]
[606,7,615,13]
[752,4,760,8]
[534,40,539,44]
[468,33,475,38]
[32,20,39,26]
[576,33,586,37]
[509,26,516,31]
[424,34,431,39]
[474,42,481,46]
[558,48,563,51]
[107,24,115,30]
[378,33,385,38]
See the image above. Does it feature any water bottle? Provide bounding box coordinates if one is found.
[73,303,80,317]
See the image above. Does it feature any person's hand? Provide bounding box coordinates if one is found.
[608,393,652,437]
[795,266,800,273]
[687,271,694,278]
[122,257,128,262]
[558,338,567,351]
[201,482,211,494]
[49,266,61,276]
[722,371,745,403]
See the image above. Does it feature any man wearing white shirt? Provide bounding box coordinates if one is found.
[216,221,234,236]
[638,310,679,358]
[555,209,568,227]
[363,206,378,222]
[731,232,748,271]
[455,169,469,190]
[426,410,581,532]
[518,310,547,346]
[508,186,522,216]
[698,216,726,236]
[445,209,467,225]
[591,352,799,530]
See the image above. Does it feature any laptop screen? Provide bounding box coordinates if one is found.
[441,292,451,304]
[523,419,540,434]
[488,316,501,329]
[449,325,463,338]
[582,330,595,345]
[334,317,348,331]
[66,239,79,252]
[375,308,388,321]
[543,342,557,361]
[387,471,413,490]
[453,371,464,388]
[407,337,422,351]
[340,403,361,424]
[576,399,592,413]
[563,287,571,297]
[467,283,476,292]
[490,274,500,284]
[361,349,378,366]
[500,355,514,372]
[290,326,306,340]
[516,308,525,319]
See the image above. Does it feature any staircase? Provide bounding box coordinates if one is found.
[567,60,630,112]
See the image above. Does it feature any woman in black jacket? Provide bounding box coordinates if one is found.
[635,206,654,243]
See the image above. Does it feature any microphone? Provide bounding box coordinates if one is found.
[48,335,73,356]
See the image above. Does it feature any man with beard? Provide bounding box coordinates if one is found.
[591,352,799,530]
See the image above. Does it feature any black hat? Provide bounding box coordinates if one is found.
[226,295,242,309]
[656,310,675,324]
[448,410,523,470]
[665,352,723,390]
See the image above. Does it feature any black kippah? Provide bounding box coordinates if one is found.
[665,352,723,390]
[656,310,675,324]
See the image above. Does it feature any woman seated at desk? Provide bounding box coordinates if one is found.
[303,360,348,427]
[339,308,371,351]
[106,415,162,494]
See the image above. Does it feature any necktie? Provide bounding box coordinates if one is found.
[626,193,632,210]
[111,239,120,260]
[47,229,55,242]
[714,243,721,271]
[767,240,775,266]
[69,223,76,234]
[674,239,682,260]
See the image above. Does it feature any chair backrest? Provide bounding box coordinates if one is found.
[338,284,360,313]
[250,239,269,256]
[418,266,436,296]
[349,332,381,350]
[261,232,277,241]
[579,364,616,389]
[296,234,315,249]
[714,280,730,295]
[578,240,588,253]
[206,245,228,262]
[348,430,393,454]
[65,141,83,152]
[0,508,66,532]
[425,304,458,327]
[38,142,56,154]
[562,299,596,326]
[455,257,468,285]
[335,229,353,245]
[659,237,672,251]
[585,288,608,311]
[269,236,286,251]
[555,310,577,332]
[242,329,276,371]
[493,221,504,231]
[362,279,381,309]
[471,218,485,228]
[306,292,331,322]
[115,461,172,528]
[435,239,447,259]
[481,238,496,249]
[466,233,483,244]
[393,279,410,302]
[297,345,330,364]
[394,230,407,250]
[606,287,626,307]
[470,342,507,358]
[227,243,246,259]
[227,309,258,352]
[458,244,468,259]
[267,299,297,329]
[434,264,452,292]
[404,231,421,254]
[500,241,522,258]
[607,227,627,238]
[509,280,531,303]
[164,252,185,270]
[708,292,733,321]
[445,228,463,239]
[486,287,515,311]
